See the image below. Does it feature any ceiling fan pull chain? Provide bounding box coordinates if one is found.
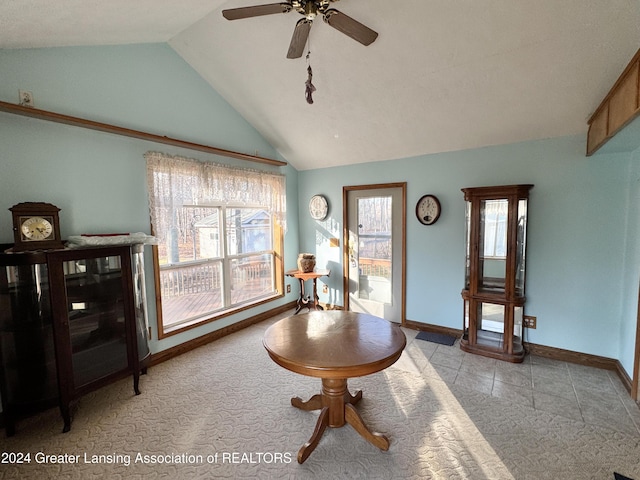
[305,50,316,104]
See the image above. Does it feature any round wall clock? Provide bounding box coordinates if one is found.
[10,202,65,251]
[415,194,441,225]
[309,195,329,221]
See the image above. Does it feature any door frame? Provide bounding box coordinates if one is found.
[342,182,407,325]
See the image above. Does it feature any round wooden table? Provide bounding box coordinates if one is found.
[263,310,406,463]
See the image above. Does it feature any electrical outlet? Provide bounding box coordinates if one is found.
[286,284,291,293]
[523,315,537,329]
[19,90,34,107]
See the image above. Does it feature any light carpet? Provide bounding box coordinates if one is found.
[1,315,639,480]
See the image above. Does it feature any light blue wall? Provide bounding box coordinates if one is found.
[1,43,638,379]
[618,143,640,379]
[592,115,640,379]
[0,44,300,353]
[299,135,637,373]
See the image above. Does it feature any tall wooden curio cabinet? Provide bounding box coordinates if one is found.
[460,184,533,363]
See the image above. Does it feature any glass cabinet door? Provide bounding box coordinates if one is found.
[478,199,508,294]
[476,301,506,349]
[62,254,129,388]
[0,257,58,436]
[515,199,528,297]
[464,202,471,290]
[47,245,146,432]
[132,247,150,362]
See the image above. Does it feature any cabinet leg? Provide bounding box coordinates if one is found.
[133,372,141,395]
[61,411,71,433]
[60,401,72,433]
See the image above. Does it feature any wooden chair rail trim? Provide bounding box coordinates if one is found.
[0,100,286,167]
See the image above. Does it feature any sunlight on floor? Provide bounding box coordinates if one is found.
[385,340,515,480]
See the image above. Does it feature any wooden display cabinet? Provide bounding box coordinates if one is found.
[0,244,150,435]
[460,185,533,363]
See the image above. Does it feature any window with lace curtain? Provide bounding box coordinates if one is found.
[145,152,286,336]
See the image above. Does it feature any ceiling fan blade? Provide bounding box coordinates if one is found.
[222,3,292,21]
[323,8,378,46]
[287,18,312,59]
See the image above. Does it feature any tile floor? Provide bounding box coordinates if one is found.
[397,327,640,436]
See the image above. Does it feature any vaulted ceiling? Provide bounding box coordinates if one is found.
[1,0,638,170]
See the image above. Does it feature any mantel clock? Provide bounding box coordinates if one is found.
[9,202,64,251]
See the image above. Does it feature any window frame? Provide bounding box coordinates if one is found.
[152,215,284,338]
[145,153,286,339]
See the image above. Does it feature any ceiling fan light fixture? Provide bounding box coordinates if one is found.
[222,0,378,59]
[304,2,317,20]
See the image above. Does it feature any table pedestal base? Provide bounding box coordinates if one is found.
[291,378,390,463]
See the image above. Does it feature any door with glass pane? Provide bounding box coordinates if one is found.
[345,184,405,323]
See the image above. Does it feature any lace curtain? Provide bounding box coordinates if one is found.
[145,152,286,239]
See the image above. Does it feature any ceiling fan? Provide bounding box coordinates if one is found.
[222,1,378,59]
